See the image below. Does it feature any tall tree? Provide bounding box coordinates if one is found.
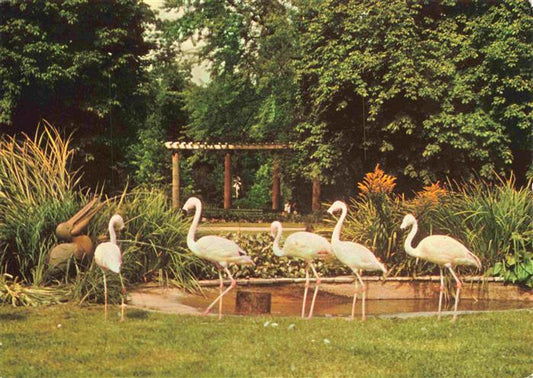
[1,0,155,188]
[297,0,532,186]
[163,0,299,142]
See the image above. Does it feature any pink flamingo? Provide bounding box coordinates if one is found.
[94,214,126,321]
[182,197,253,319]
[400,214,482,321]
[270,221,333,319]
[327,201,387,321]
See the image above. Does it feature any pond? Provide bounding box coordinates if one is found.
[176,284,532,317]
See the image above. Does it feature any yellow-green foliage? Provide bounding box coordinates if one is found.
[0,274,69,306]
[0,122,82,285]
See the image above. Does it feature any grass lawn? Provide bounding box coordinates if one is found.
[1,304,531,377]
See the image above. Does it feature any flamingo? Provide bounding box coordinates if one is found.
[327,201,387,321]
[182,197,253,319]
[94,214,126,321]
[270,221,333,319]
[400,214,482,321]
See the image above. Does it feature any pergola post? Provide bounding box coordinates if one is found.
[272,157,280,211]
[172,151,180,209]
[312,177,321,211]
[224,152,231,209]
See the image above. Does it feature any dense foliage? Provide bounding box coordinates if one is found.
[0,126,199,305]
[161,0,532,199]
[297,0,532,186]
[0,0,156,190]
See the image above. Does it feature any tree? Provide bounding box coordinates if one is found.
[297,0,532,186]
[1,0,155,189]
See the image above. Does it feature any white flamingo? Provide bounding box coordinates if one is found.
[270,221,333,319]
[400,214,482,321]
[327,201,387,321]
[182,197,253,319]
[94,214,126,321]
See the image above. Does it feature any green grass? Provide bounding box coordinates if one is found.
[0,305,531,377]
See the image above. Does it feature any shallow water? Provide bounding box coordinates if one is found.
[179,285,532,317]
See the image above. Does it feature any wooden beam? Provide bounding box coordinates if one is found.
[164,141,290,150]
[312,177,321,211]
[224,152,231,209]
[272,158,280,211]
[172,151,180,209]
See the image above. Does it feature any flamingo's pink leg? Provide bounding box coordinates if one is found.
[307,263,321,320]
[301,264,310,318]
[204,267,236,319]
[354,270,366,321]
[119,273,126,322]
[351,274,359,319]
[218,271,224,320]
[102,270,108,320]
[438,268,444,321]
[447,265,462,322]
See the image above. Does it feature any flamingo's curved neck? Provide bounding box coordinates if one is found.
[331,204,347,245]
[109,219,118,245]
[272,223,284,256]
[187,200,202,251]
[404,221,420,258]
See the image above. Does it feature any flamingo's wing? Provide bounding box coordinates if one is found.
[419,235,474,266]
[284,232,332,259]
[333,241,379,270]
[94,242,122,273]
[195,235,251,264]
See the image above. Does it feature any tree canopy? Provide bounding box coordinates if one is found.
[297,0,532,185]
[0,0,531,203]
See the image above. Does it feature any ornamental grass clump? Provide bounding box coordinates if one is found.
[0,123,82,286]
[0,273,69,306]
[439,175,532,287]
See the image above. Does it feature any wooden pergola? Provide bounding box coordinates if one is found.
[165,141,296,210]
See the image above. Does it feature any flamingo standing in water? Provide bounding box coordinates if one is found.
[94,214,126,321]
[400,214,482,321]
[182,197,253,319]
[270,221,333,319]
[327,201,387,321]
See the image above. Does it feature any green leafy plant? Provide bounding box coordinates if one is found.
[195,232,349,280]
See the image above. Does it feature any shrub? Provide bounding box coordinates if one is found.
[440,175,532,287]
